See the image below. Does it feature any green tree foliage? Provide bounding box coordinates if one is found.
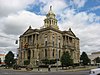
[94,57,100,63]
[0,58,1,64]
[41,59,57,65]
[24,60,30,65]
[80,52,90,65]
[60,51,73,68]
[5,51,15,67]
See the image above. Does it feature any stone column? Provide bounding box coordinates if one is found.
[75,39,77,50]
[50,32,52,46]
[37,49,39,60]
[68,36,69,45]
[31,35,33,45]
[24,50,27,60]
[22,51,24,59]
[36,49,38,59]
[26,36,28,43]
[72,38,75,47]
[18,50,21,65]
[56,34,58,47]
[72,51,74,60]
[21,51,24,65]
[34,34,37,47]
[31,49,33,59]
[30,49,33,65]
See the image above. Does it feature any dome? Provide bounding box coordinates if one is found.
[46,6,55,17]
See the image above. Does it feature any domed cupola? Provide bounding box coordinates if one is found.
[44,6,59,30]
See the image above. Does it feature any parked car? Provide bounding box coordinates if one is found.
[89,68,100,75]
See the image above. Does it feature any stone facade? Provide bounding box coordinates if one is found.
[17,6,80,66]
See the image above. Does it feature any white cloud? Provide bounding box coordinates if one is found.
[1,10,45,35]
[58,8,100,54]
[88,5,100,12]
[93,5,100,10]
[39,0,68,14]
[0,10,45,54]
[71,0,87,8]
[0,0,35,17]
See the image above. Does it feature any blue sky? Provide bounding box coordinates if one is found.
[0,0,100,55]
[27,0,100,16]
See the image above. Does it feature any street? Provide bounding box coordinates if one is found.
[0,69,89,75]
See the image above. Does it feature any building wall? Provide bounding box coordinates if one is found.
[0,54,5,65]
[17,28,80,66]
[88,52,100,64]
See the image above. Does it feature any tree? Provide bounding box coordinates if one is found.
[24,60,30,65]
[60,51,73,69]
[5,51,15,67]
[80,52,90,66]
[0,58,1,64]
[94,57,100,63]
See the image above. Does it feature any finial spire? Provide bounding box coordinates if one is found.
[69,28,71,31]
[29,25,31,29]
[50,6,52,11]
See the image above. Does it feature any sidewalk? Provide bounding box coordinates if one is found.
[0,66,96,72]
[15,66,96,72]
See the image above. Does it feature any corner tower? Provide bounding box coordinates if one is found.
[44,6,59,29]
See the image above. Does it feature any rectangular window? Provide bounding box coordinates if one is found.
[52,49,54,57]
[53,41,54,47]
[45,49,47,58]
[45,41,47,47]
[59,50,61,58]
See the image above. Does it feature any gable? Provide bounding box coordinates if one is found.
[23,29,34,35]
[68,30,76,37]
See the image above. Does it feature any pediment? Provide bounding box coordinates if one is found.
[68,30,76,37]
[23,29,33,35]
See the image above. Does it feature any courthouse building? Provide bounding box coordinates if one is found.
[17,6,80,66]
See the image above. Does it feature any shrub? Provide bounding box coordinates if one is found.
[24,60,30,65]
